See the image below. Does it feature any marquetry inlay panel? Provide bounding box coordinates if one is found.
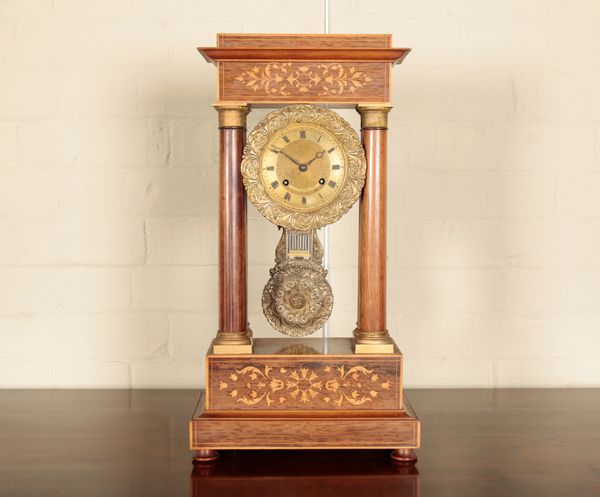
[220,62,388,103]
[206,355,402,411]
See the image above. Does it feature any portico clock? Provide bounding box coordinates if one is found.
[191,33,420,465]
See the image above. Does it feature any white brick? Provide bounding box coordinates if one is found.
[247,217,283,266]
[328,267,357,313]
[557,314,600,359]
[468,314,565,359]
[132,267,216,312]
[496,123,596,171]
[60,168,217,215]
[388,314,421,356]
[54,361,130,388]
[248,265,272,313]
[20,119,169,168]
[0,269,62,313]
[15,218,145,265]
[131,359,202,388]
[389,268,505,313]
[169,119,217,168]
[586,72,600,120]
[394,67,512,121]
[0,220,18,264]
[0,123,18,167]
[328,214,359,268]
[389,170,491,219]
[445,18,550,68]
[566,267,600,313]
[511,70,585,120]
[505,269,566,313]
[0,169,57,215]
[499,219,600,267]
[61,268,131,312]
[163,66,216,117]
[146,217,216,266]
[136,66,168,116]
[52,0,135,18]
[335,17,446,67]
[570,359,600,387]
[52,19,145,67]
[413,312,470,359]
[404,358,492,388]
[14,18,53,67]
[57,69,137,117]
[168,313,216,360]
[487,171,556,217]
[327,310,357,338]
[390,217,482,268]
[16,313,168,360]
[0,317,20,358]
[557,171,600,218]
[493,359,570,387]
[0,361,54,388]
[0,69,57,118]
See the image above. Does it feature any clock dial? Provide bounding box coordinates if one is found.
[260,125,346,212]
[241,105,366,231]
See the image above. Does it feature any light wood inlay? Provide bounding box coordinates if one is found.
[207,353,402,411]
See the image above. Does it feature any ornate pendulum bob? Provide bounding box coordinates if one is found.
[262,230,332,336]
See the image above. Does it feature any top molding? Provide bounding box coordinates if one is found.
[197,34,411,105]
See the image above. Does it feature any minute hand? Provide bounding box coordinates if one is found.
[278,150,304,167]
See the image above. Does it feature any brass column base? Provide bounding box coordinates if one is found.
[353,328,395,354]
[212,330,253,355]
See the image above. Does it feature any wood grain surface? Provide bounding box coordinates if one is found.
[218,128,247,336]
[191,392,420,450]
[216,33,393,48]
[357,129,388,334]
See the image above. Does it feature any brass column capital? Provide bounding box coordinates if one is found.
[214,103,250,128]
[356,104,392,129]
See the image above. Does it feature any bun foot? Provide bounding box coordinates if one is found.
[390,449,417,464]
[193,449,219,464]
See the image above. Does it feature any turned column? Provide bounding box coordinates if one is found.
[354,105,394,353]
[213,104,252,354]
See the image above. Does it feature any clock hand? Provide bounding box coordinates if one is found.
[304,150,326,167]
[272,147,304,168]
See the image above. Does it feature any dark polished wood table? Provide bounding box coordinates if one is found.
[0,389,599,496]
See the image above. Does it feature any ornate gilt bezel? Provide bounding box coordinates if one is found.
[241,105,366,230]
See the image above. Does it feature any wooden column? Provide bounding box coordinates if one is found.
[354,105,394,354]
[213,104,252,354]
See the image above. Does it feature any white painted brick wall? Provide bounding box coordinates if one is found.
[0,0,599,388]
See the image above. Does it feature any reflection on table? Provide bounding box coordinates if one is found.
[190,450,419,497]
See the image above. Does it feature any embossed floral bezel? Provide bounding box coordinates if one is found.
[241,105,366,230]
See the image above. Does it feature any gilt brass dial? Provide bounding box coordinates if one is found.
[261,124,346,212]
[242,105,366,230]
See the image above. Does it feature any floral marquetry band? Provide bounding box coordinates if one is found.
[206,358,401,411]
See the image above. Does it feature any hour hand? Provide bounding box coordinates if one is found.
[305,150,326,167]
